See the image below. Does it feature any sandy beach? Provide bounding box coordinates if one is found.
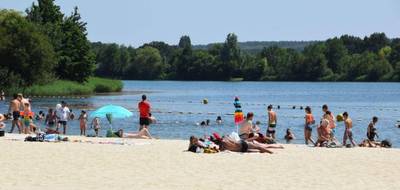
[1,134,400,190]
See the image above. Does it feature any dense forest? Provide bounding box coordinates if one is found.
[1,0,400,86]
[94,33,400,81]
[193,41,319,53]
[0,0,94,89]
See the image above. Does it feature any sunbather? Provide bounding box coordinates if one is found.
[210,133,283,154]
[114,128,153,139]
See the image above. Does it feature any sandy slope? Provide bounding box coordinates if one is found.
[1,134,399,190]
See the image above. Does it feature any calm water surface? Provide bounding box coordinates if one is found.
[1,81,400,146]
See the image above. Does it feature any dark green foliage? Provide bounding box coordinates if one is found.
[92,32,399,82]
[0,1,105,93]
[26,1,94,82]
[0,10,56,87]
[57,7,95,82]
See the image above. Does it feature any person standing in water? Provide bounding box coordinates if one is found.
[58,101,70,135]
[267,105,277,139]
[304,106,316,145]
[8,94,22,133]
[342,112,357,147]
[367,116,379,142]
[138,94,151,131]
[78,110,88,136]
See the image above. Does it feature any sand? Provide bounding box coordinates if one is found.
[1,134,400,190]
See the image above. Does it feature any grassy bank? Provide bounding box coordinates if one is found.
[8,77,123,96]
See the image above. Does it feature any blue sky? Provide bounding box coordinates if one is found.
[1,0,399,47]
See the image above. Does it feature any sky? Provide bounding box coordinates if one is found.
[1,0,399,47]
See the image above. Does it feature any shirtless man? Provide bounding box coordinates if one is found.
[342,112,356,147]
[8,94,22,133]
[18,93,31,111]
[239,112,254,139]
[211,135,283,154]
[266,105,277,139]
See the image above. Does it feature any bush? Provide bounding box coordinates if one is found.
[6,77,123,96]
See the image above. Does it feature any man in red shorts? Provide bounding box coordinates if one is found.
[138,94,151,131]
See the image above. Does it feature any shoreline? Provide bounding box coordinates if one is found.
[1,134,400,190]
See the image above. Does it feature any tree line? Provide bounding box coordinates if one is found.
[0,0,94,89]
[94,33,400,81]
[1,0,400,86]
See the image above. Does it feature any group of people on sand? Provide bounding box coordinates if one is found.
[305,104,390,148]
[188,103,391,153]
[2,93,154,139]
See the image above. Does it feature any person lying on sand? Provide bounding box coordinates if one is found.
[188,136,219,153]
[209,133,283,154]
[113,128,153,139]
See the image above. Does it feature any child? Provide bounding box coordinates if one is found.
[20,103,33,134]
[78,110,88,136]
[342,112,357,147]
[284,128,295,142]
[304,106,316,145]
[45,108,59,134]
[91,117,101,137]
[69,109,75,120]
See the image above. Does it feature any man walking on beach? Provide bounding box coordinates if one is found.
[8,94,22,133]
[267,105,277,139]
[58,101,70,135]
[342,112,357,147]
[138,94,151,131]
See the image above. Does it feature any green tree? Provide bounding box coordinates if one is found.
[0,10,56,87]
[242,55,268,81]
[57,7,95,82]
[364,33,390,52]
[126,47,164,80]
[325,38,348,73]
[340,35,364,54]
[389,40,400,67]
[220,33,241,79]
[301,43,331,81]
[26,0,63,61]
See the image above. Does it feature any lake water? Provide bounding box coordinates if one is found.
[1,81,400,147]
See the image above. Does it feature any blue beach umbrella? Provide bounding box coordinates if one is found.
[90,105,133,125]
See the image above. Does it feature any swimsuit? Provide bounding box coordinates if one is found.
[305,124,313,131]
[267,124,276,134]
[12,111,20,121]
[367,127,377,141]
[240,140,248,152]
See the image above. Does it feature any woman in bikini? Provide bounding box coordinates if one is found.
[304,106,316,145]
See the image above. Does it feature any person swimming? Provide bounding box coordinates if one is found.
[216,116,223,125]
[284,128,295,142]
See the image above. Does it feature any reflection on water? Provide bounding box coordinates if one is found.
[1,81,400,147]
